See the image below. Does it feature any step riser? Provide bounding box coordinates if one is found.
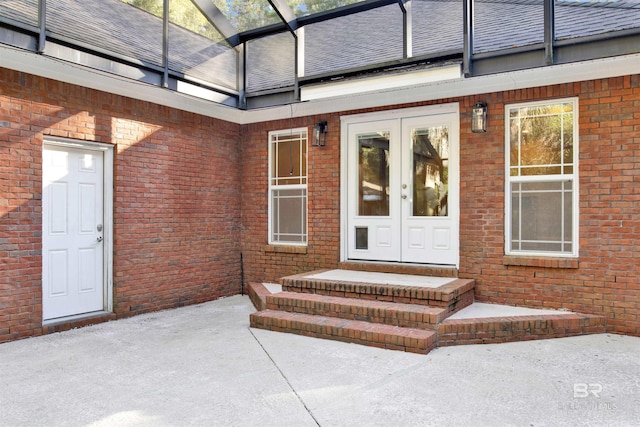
[339,262,458,278]
[283,287,474,315]
[251,311,437,355]
[438,315,606,347]
[265,294,446,330]
[282,277,475,312]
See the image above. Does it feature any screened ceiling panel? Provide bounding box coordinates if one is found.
[555,0,640,41]
[247,32,296,92]
[305,4,404,76]
[286,0,365,17]
[219,1,283,33]
[474,0,544,54]
[46,0,163,67]
[2,0,639,107]
[168,1,236,90]
[412,0,463,56]
[169,32,237,90]
[0,0,38,28]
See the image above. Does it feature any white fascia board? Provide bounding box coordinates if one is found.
[1,44,243,124]
[244,52,640,124]
[3,42,640,126]
[300,64,463,101]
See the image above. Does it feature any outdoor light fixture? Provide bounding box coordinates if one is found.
[312,121,328,146]
[471,102,487,133]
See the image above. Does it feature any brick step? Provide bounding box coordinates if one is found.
[438,313,606,347]
[266,291,448,330]
[281,270,475,315]
[250,310,437,354]
[339,261,458,278]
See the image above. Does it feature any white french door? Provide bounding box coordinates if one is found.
[344,106,459,265]
[42,143,107,320]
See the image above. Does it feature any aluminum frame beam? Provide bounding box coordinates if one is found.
[37,0,46,52]
[463,0,474,77]
[544,0,555,65]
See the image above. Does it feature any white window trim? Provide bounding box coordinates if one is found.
[268,127,309,246]
[504,97,579,258]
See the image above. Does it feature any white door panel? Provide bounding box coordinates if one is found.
[43,145,104,320]
[346,109,459,265]
[400,114,459,264]
[347,120,401,261]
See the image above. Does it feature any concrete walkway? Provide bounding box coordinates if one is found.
[1,296,638,427]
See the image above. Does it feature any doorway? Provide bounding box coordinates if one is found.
[42,139,113,321]
[342,105,459,265]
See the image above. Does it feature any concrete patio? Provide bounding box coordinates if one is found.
[0,295,638,426]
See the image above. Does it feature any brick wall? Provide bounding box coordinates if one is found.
[2,66,638,342]
[0,68,242,343]
[241,76,640,336]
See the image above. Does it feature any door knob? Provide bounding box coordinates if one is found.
[96,236,103,243]
[401,194,407,199]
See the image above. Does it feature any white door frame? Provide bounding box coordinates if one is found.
[42,137,114,323]
[340,103,460,266]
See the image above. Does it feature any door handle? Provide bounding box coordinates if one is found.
[401,194,407,199]
[96,236,103,243]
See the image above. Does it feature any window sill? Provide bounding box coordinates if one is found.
[263,244,307,255]
[503,255,579,269]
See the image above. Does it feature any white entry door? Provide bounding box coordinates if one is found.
[346,108,459,265]
[43,144,105,320]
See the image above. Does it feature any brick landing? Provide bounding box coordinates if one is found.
[249,269,606,354]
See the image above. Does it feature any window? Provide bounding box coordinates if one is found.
[505,99,578,256]
[268,128,308,245]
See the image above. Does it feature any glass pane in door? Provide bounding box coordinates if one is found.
[411,126,449,216]
[358,132,390,216]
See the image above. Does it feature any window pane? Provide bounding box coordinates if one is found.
[358,132,390,216]
[412,126,449,217]
[562,112,574,169]
[271,131,307,186]
[509,102,574,176]
[271,189,307,244]
[511,181,573,253]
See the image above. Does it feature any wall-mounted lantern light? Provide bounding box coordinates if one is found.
[312,121,328,146]
[471,102,487,133]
